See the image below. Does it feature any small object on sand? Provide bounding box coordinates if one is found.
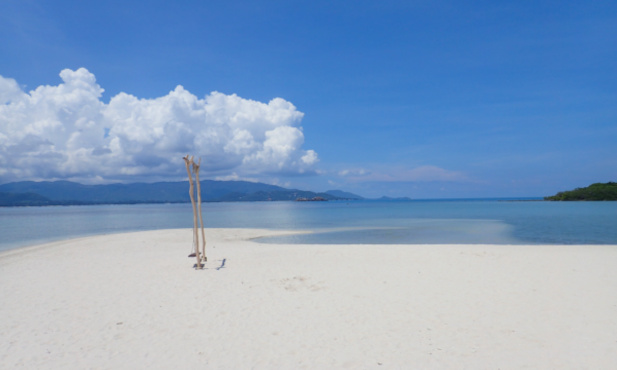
[188,253,196,258]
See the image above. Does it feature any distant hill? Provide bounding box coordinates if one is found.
[545,182,617,201]
[0,192,54,207]
[0,180,350,206]
[324,190,364,200]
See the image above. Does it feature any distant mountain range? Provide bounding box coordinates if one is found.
[0,180,365,206]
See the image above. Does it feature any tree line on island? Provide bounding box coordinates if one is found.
[544,182,617,201]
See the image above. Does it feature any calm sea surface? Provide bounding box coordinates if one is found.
[1,200,616,252]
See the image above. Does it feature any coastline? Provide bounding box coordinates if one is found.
[2,228,617,368]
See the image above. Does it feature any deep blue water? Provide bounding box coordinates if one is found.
[1,200,616,252]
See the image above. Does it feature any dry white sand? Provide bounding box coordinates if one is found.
[2,228,617,369]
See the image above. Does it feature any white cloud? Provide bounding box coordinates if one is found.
[0,68,319,183]
[391,165,468,182]
[339,165,468,182]
[338,168,368,177]
[214,172,259,183]
[0,76,23,105]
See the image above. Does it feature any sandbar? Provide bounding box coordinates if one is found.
[2,228,617,369]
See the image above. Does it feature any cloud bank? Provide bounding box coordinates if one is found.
[0,68,318,183]
[338,165,468,183]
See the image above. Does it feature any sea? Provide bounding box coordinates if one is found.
[1,199,616,252]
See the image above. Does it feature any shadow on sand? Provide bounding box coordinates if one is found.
[193,258,226,270]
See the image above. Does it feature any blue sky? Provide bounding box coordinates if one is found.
[1,0,616,198]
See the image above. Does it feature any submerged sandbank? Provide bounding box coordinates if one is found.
[2,228,617,369]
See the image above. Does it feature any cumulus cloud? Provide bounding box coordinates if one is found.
[0,68,318,183]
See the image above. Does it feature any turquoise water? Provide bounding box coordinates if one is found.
[1,200,616,252]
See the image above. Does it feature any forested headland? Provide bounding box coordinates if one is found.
[545,182,617,201]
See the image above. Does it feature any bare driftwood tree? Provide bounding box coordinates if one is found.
[193,158,207,262]
[183,155,202,269]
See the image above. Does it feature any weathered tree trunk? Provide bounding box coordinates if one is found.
[183,155,202,269]
[193,158,207,262]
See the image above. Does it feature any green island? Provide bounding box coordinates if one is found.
[545,182,617,201]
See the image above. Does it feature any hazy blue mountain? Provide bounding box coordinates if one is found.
[325,190,364,200]
[0,192,53,206]
[0,181,189,203]
[0,180,348,205]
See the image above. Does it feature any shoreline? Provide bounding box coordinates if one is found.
[2,228,617,368]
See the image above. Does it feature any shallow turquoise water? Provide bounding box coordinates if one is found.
[1,200,616,252]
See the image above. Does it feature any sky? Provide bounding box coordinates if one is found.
[1,0,616,198]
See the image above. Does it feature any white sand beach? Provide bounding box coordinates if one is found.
[2,228,617,369]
